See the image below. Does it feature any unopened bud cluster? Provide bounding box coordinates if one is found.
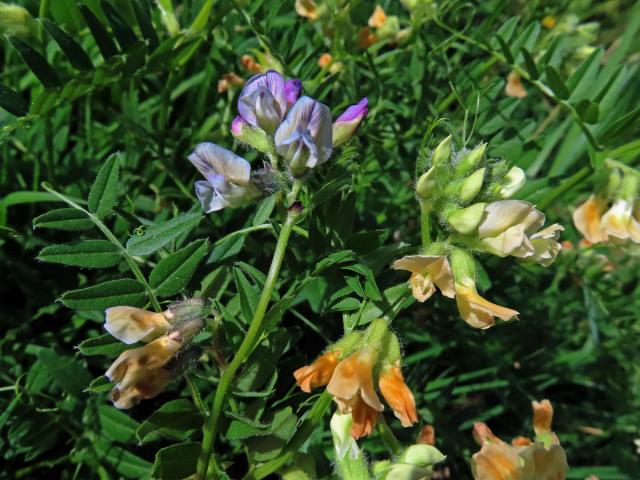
[394,135,563,329]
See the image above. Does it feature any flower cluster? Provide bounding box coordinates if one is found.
[188,70,368,213]
[471,400,568,480]
[294,319,417,439]
[573,164,640,245]
[393,136,563,329]
[103,299,207,409]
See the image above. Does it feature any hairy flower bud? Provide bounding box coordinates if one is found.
[431,135,452,167]
[231,115,272,153]
[455,143,486,176]
[459,168,486,202]
[498,166,525,198]
[447,203,487,234]
[332,98,368,147]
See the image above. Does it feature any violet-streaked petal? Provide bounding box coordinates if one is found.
[237,70,286,126]
[274,96,332,167]
[284,79,302,107]
[187,142,251,186]
[194,180,226,213]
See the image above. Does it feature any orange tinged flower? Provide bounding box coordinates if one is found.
[357,27,378,48]
[293,351,339,392]
[473,422,503,445]
[217,72,245,93]
[532,399,553,436]
[505,71,527,99]
[368,5,387,28]
[417,424,436,445]
[472,442,523,480]
[512,436,532,447]
[327,349,384,412]
[317,53,332,69]
[350,396,379,439]
[572,195,608,244]
[241,54,262,73]
[379,365,418,427]
[455,281,519,329]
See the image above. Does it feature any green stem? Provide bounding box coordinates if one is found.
[419,199,431,250]
[196,207,301,479]
[377,417,402,455]
[41,183,162,311]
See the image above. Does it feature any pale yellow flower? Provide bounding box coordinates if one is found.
[295,0,318,20]
[392,254,455,302]
[505,71,528,99]
[600,199,640,243]
[455,279,518,329]
[104,306,171,345]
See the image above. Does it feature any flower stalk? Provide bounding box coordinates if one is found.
[196,204,301,479]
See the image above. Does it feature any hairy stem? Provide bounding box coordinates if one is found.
[196,206,301,479]
[419,199,431,250]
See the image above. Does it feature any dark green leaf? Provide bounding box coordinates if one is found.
[101,0,139,52]
[126,213,202,256]
[33,208,93,231]
[0,83,28,116]
[494,35,514,64]
[151,442,200,480]
[132,0,159,50]
[233,267,258,323]
[98,405,139,442]
[41,19,94,71]
[149,239,209,297]
[38,240,121,268]
[79,4,119,58]
[61,278,146,310]
[208,234,245,264]
[79,333,132,356]
[253,195,276,226]
[136,400,202,443]
[520,48,539,80]
[9,36,61,88]
[88,153,120,218]
[37,349,91,398]
[544,65,570,100]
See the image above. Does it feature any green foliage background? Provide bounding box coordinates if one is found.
[1,0,639,478]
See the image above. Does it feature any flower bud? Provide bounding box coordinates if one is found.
[400,444,447,466]
[416,166,437,199]
[231,116,272,153]
[447,203,487,234]
[377,16,400,41]
[332,97,369,147]
[0,3,36,38]
[459,168,486,202]
[455,142,486,176]
[431,135,452,167]
[498,166,525,198]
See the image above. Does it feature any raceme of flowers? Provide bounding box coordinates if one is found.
[188,70,368,213]
[294,319,417,439]
[573,164,640,245]
[471,399,569,480]
[103,299,207,409]
[393,135,564,329]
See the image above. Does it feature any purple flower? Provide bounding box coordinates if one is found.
[332,97,368,147]
[284,79,302,107]
[274,96,332,177]
[188,143,260,212]
[238,70,288,134]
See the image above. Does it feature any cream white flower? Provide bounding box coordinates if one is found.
[600,199,640,243]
